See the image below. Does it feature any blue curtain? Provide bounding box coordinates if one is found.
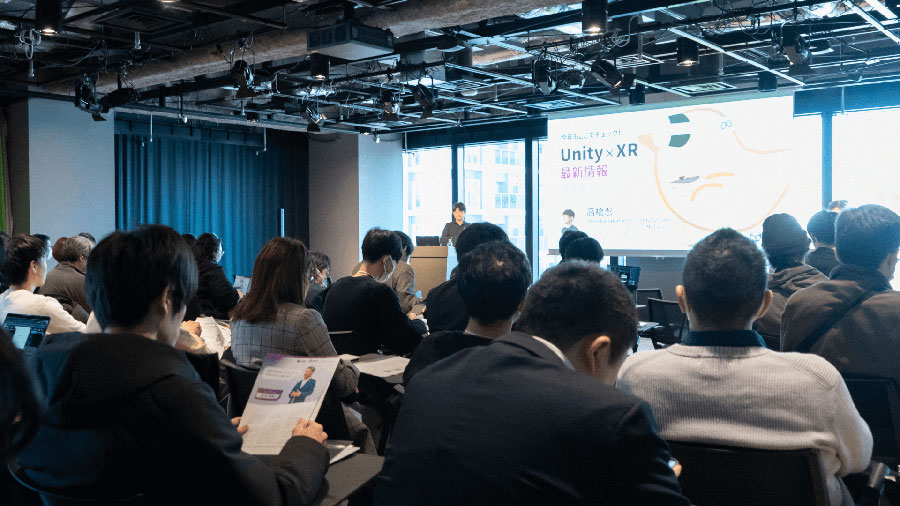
[116,130,308,280]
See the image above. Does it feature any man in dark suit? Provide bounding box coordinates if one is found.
[375,261,689,506]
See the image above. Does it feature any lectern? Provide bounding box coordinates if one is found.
[409,246,454,298]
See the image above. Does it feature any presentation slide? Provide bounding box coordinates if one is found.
[542,96,822,254]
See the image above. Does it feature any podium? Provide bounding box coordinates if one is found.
[410,246,455,299]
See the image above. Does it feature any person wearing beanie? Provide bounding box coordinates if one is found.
[754,213,828,348]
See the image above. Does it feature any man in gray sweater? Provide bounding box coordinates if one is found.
[618,228,872,506]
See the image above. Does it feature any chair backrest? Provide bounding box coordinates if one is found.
[316,389,352,441]
[220,359,260,417]
[667,441,831,506]
[636,288,662,321]
[843,376,900,465]
[647,298,687,345]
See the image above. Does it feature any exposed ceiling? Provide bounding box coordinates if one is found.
[2,0,900,134]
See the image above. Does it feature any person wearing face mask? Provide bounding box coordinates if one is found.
[305,251,332,314]
[0,235,87,335]
[323,228,426,356]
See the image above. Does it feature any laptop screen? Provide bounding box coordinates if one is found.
[609,265,641,289]
[234,276,252,293]
[4,313,51,350]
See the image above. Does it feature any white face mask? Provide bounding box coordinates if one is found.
[376,256,395,283]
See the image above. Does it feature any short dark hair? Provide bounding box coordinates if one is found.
[394,230,414,257]
[559,230,588,261]
[308,251,331,273]
[87,225,198,329]
[807,211,838,246]
[33,234,50,248]
[453,202,466,213]
[682,229,768,328]
[458,242,531,325]
[195,233,221,262]
[455,222,509,258]
[562,209,575,218]
[361,228,402,262]
[828,200,849,211]
[2,235,47,286]
[232,237,307,324]
[78,232,96,245]
[514,261,637,360]
[563,237,604,263]
[835,204,900,270]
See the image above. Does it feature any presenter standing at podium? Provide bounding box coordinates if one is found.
[440,202,469,247]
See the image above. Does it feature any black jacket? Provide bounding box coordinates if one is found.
[323,275,424,356]
[196,258,240,319]
[403,330,491,385]
[782,264,900,385]
[753,264,828,349]
[40,263,91,323]
[375,332,689,506]
[422,277,469,333]
[16,332,329,505]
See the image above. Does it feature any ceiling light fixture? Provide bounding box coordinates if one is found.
[532,59,556,95]
[411,83,435,119]
[581,0,608,35]
[381,90,400,121]
[676,37,700,66]
[309,53,330,81]
[35,0,62,35]
[231,59,254,89]
[565,69,585,89]
[590,59,635,90]
[302,102,324,132]
[780,27,811,66]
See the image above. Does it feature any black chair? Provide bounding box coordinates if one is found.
[667,441,831,506]
[220,359,260,417]
[843,377,900,466]
[8,460,148,505]
[647,298,687,349]
[636,288,663,323]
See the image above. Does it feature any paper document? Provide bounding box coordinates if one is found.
[195,316,230,358]
[339,354,359,363]
[355,356,410,378]
[240,354,339,455]
[327,441,360,464]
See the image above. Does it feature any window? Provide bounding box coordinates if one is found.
[403,147,452,240]
[460,142,527,252]
[833,109,900,212]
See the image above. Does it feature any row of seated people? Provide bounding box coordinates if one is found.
[0,203,898,505]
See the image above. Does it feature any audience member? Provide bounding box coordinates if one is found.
[231,237,359,396]
[32,234,51,260]
[195,232,240,319]
[424,223,509,333]
[390,231,422,314]
[15,225,330,504]
[559,229,588,261]
[563,236,604,263]
[753,214,827,348]
[78,232,97,246]
[323,228,425,355]
[617,228,872,506]
[41,235,94,323]
[0,331,41,506]
[807,210,841,277]
[305,251,331,313]
[782,204,900,386]
[376,261,688,506]
[440,202,468,247]
[0,235,86,334]
[404,241,530,384]
[50,236,67,263]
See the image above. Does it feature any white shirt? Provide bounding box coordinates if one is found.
[530,335,574,370]
[0,288,87,335]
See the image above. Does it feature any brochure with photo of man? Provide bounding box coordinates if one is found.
[239,354,340,455]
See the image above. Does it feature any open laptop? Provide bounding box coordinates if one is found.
[234,275,251,293]
[4,313,51,359]
[609,265,641,303]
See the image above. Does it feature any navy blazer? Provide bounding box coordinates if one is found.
[375,331,689,506]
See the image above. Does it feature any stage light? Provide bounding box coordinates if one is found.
[35,0,62,35]
[411,83,435,119]
[310,54,329,81]
[565,69,585,89]
[629,84,645,105]
[302,102,324,132]
[532,59,556,95]
[245,111,260,122]
[381,90,400,121]
[590,59,634,90]
[781,29,811,66]
[231,60,254,89]
[581,0,608,35]
[758,71,777,92]
[676,37,699,66]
